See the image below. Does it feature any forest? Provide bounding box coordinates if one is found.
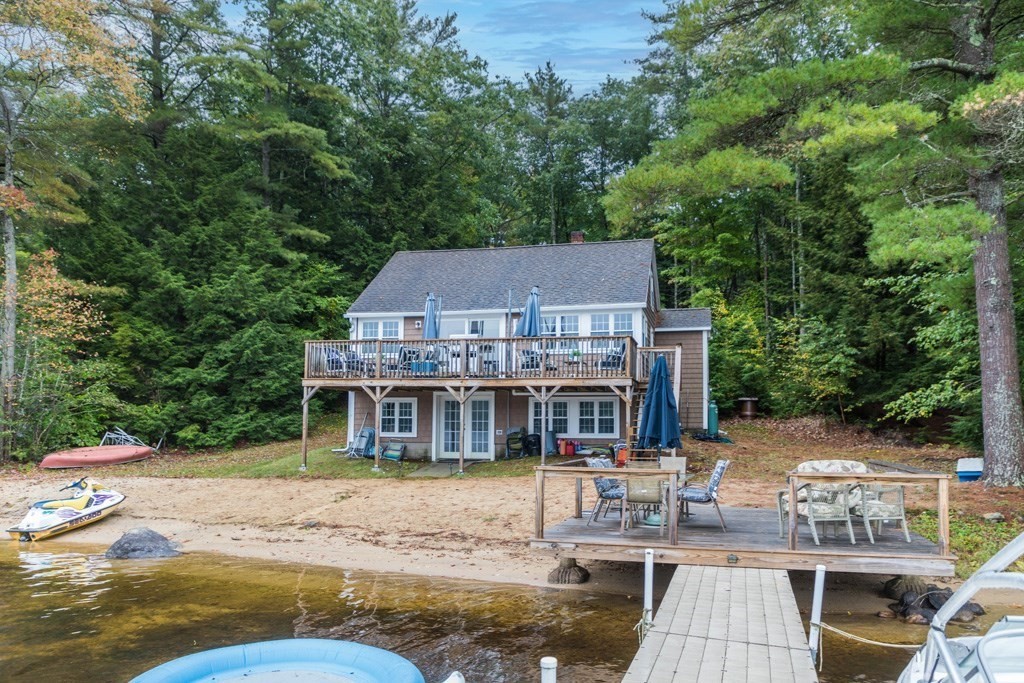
[3,0,1024,483]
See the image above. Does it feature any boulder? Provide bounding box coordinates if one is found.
[105,527,181,559]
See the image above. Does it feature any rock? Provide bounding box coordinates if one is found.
[950,607,977,623]
[876,609,898,619]
[984,512,1005,522]
[883,575,928,600]
[105,527,181,559]
[547,557,590,584]
[903,611,932,625]
[303,520,319,528]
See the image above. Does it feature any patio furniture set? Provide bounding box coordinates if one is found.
[776,459,911,545]
[584,456,911,545]
[585,456,731,536]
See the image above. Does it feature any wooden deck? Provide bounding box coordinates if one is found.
[622,565,818,683]
[531,505,956,575]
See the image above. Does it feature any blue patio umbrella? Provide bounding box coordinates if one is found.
[514,286,541,337]
[423,293,440,340]
[637,355,682,451]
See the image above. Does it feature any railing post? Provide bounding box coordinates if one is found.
[375,340,382,378]
[535,468,545,539]
[809,563,826,665]
[938,476,950,556]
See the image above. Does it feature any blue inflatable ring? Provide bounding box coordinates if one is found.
[129,638,426,683]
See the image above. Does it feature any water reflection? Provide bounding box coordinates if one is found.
[0,542,639,682]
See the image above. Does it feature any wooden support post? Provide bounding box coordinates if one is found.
[575,477,582,518]
[788,475,799,551]
[443,385,478,474]
[361,385,393,472]
[668,470,678,545]
[300,387,311,471]
[938,476,950,556]
[535,468,545,539]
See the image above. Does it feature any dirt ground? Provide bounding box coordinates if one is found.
[1,418,1020,607]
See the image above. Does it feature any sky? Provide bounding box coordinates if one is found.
[414,0,656,92]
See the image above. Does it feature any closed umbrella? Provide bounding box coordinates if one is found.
[636,354,682,526]
[637,355,682,451]
[423,293,440,340]
[514,286,541,337]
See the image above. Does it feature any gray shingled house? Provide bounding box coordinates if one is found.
[300,238,710,466]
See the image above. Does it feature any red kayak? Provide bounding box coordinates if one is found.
[40,445,153,469]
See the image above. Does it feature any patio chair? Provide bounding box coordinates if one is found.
[621,477,669,536]
[505,427,526,459]
[518,349,556,372]
[851,484,911,543]
[597,342,626,370]
[677,459,729,530]
[380,440,406,474]
[324,348,371,376]
[659,456,688,516]
[776,459,868,545]
[396,346,422,370]
[585,456,623,525]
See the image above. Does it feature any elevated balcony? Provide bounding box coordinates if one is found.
[303,336,676,388]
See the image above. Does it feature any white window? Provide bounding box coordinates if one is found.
[530,397,619,438]
[362,321,400,339]
[380,398,416,436]
[613,313,633,336]
[361,321,378,339]
[381,321,399,339]
[590,314,610,336]
[541,316,557,336]
[560,315,579,336]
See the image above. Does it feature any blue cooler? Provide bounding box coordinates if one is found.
[956,457,983,482]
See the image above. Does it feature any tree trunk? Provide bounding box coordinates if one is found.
[972,168,1024,485]
[1,127,16,461]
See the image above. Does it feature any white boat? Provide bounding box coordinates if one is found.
[899,531,1024,683]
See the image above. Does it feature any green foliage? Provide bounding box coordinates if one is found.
[693,289,766,412]
[770,317,860,418]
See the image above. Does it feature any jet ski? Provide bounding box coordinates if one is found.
[898,530,1024,683]
[6,478,125,541]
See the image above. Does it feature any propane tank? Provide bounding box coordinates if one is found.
[707,399,719,438]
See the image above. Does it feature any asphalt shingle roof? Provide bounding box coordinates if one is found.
[347,240,656,315]
[657,308,712,330]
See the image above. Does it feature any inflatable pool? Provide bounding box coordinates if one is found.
[129,638,427,683]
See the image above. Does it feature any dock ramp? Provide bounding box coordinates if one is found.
[623,565,818,683]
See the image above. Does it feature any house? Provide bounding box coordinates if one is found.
[299,237,710,467]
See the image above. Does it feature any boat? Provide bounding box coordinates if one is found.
[898,530,1024,682]
[129,638,465,683]
[39,444,153,469]
[6,478,126,541]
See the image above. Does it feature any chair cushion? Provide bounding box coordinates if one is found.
[852,501,903,517]
[679,487,711,503]
[594,478,623,496]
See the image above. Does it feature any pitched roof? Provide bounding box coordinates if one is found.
[347,240,657,315]
[656,308,712,331]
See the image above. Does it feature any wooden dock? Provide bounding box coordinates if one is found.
[532,505,955,575]
[622,565,818,683]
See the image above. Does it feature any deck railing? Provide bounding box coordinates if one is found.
[304,335,636,381]
[636,346,678,384]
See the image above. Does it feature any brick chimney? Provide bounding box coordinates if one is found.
[570,231,585,244]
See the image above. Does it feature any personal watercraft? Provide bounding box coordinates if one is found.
[6,478,125,541]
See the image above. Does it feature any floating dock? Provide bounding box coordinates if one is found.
[623,565,818,683]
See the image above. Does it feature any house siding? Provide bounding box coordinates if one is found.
[653,331,706,430]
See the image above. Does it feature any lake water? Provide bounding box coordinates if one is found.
[0,541,640,682]
[0,540,1012,682]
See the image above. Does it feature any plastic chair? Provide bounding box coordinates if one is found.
[621,477,668,536]
[852,484,911,543]
[597,342,626,370]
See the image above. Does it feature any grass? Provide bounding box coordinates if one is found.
[911,510,1024,577]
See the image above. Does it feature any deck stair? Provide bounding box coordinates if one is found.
[622,565,818,683]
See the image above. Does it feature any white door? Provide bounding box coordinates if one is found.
[434,393,494,460]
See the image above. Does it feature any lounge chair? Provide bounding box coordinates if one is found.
[380,441,406,474]
[677,459,729,530]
